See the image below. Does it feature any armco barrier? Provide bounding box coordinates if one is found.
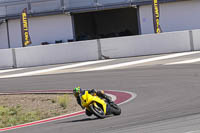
[100,31,191,58]
[192,29,200,51]
[14,40,99,67]
[0,49,14,69]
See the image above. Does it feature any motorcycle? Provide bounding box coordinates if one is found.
[80,90,121,119]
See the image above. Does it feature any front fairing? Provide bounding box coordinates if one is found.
[80,91,107,114]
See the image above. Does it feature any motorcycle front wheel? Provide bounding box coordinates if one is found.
[89,103,106,119]
[110,102,121,115]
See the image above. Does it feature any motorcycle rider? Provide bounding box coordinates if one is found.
[73,86,113,116]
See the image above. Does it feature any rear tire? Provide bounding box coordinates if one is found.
[89,104,106,119]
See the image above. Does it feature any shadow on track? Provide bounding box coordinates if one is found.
[57,117,99,124]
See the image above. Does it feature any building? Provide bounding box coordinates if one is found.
[0,0,199,49]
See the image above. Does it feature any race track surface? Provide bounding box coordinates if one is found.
[1,52,200,133]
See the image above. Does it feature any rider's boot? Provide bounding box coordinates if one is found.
[97,91,113,103]
[104,94,113,103]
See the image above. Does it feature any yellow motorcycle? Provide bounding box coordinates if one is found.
[80,90,121,119]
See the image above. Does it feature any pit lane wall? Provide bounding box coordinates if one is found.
[14,40,99,67]
[192,29,200,51]
[100,30,191,58]
[0,49,14,69]
[1,30,200,68]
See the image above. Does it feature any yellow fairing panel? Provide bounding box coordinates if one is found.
[81,91,107,114]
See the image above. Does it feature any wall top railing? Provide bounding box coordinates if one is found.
[0,0,182,19]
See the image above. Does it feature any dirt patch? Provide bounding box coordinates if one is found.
[0,94,82,128]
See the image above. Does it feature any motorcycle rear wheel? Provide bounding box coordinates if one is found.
[89,103,106,119]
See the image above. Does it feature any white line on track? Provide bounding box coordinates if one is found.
[165,58,200,65]
[0,68,24,74]
[77,51,200,72]
[0,60,114,79]
[185,130,200,133]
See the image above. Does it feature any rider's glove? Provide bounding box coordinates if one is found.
[89,89,97,94]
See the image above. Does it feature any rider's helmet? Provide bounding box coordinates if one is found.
[73,86,82,97]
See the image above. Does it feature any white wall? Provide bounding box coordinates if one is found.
[15,40,99,67]
[0,22,9,49]
[29,14,74,46]
[8,19,22,48]
[0,6,6,17]
[7,14,74,48]
[100,31,191,58]
[139,0,200,34]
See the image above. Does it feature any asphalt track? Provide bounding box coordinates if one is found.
[1,54,200,132]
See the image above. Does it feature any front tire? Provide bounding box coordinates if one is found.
[110,103,121,115]
[89,104,106,119]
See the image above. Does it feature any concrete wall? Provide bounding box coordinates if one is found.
[140,0,200,34]
[14,40,99,67]
[1,29,200,69]
[100,31,191,58]
[7,14,74,48]
[192,29,200,51]
[0,49,14,69]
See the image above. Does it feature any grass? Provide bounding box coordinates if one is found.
[0,105,42,128]
[57,94,69,109]
[0,94,76,129]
